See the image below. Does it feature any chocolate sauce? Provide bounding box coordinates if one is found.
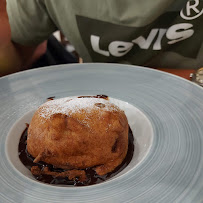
[18,127,134,186]
[47,96,55,100]
[78,95,109,100]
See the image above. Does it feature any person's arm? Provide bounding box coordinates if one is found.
[0,0,47,76]
[0,0,57,76]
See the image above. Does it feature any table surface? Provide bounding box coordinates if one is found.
[157,68,194,80]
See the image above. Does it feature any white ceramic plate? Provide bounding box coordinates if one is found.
[0,63,203,203]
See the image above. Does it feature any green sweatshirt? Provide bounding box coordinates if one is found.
[6,0,203,69]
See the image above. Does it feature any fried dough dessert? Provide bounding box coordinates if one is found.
[27,97,128,181]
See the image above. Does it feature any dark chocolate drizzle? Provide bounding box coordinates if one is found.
[19,127,134,186]
[78,95,109,100]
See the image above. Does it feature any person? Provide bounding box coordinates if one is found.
[0,0,202,77]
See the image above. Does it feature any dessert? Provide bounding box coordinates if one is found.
[19,95,134,186]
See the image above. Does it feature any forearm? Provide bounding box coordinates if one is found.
[0,40,47,77]
[0,0,47,77]
[0,43,23,77]
[0,0,22,76]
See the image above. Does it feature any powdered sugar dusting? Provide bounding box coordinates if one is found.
[39,97,119,119]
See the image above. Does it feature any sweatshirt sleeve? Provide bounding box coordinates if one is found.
[6,0,57,45]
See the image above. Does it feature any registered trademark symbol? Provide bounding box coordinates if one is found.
[180,0,203,20]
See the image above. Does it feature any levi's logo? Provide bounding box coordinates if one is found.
[76,8,202,64]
